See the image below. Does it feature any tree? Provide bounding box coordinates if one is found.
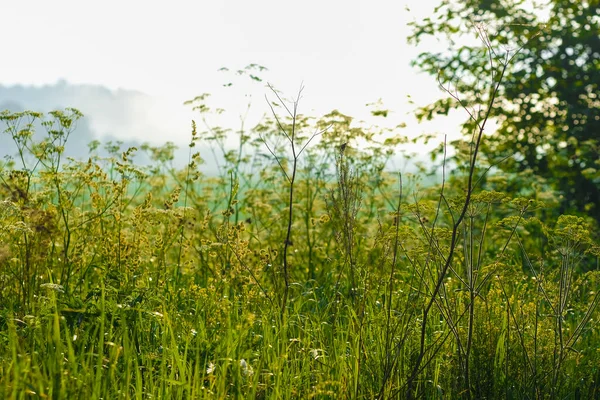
[408,0,600,223]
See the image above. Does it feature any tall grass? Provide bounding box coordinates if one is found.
[1,38,599,399]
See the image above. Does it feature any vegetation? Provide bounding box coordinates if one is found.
[408,0,600,224]
[0,20,599,400]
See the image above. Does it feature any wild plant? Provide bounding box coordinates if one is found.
[1,28,599,399]
[258,84,328,313]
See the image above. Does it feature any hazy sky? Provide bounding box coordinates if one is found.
[1,0,465,154]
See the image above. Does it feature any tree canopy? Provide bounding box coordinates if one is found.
[408,0,600,222]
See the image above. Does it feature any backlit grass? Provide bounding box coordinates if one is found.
[0,94,599,399]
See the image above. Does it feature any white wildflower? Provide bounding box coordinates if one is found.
[206,362,215,374]
[310,348,325,360]
[240,359,253,376]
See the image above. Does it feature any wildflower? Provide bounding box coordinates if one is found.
[240,359,253,376]
[206,362,215,374]
[310,348,324,360]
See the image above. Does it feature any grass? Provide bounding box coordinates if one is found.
[1,47,599,399]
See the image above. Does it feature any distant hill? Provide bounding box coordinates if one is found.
[0,80,192,168]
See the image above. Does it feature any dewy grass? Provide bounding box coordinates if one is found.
[1,43,600,399]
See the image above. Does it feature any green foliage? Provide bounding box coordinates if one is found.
[408,0,600,222]
[0,100,598,399]
[1,42,599,397]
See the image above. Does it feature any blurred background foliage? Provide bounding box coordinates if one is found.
[408,0,600,224]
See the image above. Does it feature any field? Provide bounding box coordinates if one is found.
[0,92,599,400]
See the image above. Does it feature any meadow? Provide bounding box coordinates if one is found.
[0,81,599,399]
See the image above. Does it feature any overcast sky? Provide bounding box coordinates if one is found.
[1,0,466,156]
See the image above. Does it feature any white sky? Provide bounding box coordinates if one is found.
[1,0,467,158]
